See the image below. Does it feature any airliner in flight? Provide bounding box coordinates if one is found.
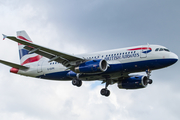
[0,31,178,97]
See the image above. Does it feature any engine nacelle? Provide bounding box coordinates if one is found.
[118,76,148,89]
[74,59,108,73]
[67,71,77,78]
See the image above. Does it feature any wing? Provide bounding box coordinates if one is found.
[0,59,29,70]
[3,35,84,68]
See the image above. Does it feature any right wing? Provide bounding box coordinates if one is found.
[3,35,84,68]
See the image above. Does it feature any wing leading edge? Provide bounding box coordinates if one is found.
[4,35,83,67]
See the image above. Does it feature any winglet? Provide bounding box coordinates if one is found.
[2,34,7,40]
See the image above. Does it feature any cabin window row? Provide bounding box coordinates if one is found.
[50,62,60,65]
[87,51,136,59]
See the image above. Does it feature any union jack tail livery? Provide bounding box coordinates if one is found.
[17,31,41,65]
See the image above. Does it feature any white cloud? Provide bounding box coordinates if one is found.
[0,0,179,120]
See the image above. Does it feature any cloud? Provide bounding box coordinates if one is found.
[0,0,179,120]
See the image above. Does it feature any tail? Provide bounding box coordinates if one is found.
[17,30,42,65]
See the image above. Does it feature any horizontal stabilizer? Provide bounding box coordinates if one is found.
[0,59,29,70]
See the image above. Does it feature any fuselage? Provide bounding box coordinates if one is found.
[15,44,178,81]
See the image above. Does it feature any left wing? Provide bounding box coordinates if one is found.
[0,59,29,70]
[3,34,84,68]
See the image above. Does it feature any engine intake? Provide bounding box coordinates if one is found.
[118,76,148,89]
[75,59,108,73]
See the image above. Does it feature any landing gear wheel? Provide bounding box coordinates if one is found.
[148,79,153,84]
[105,90,110,97]
[72,79,82,87]
[72,79,77,86]
[100,88,110,97]
[77,80,82,87]
[100,88,106,95]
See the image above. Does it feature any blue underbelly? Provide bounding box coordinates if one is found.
[37,59,176,80]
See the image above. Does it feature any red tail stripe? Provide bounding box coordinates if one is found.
[21,55,42,65]
[128,47,152,51]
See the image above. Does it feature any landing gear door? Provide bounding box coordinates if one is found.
[37,60,44,73]
[140,46,147,58]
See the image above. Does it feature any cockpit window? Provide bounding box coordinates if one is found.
[159,48,164,51]
[164,49,170,52]
[155,48,159,51]
[155,48,170,52]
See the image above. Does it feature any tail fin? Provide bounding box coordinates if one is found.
[17,30,42,65]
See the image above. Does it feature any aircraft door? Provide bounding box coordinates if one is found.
[37,60,44,73]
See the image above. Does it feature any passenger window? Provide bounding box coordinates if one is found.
[155,48,159,51]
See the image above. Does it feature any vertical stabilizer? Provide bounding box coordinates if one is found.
[17,30,42,65]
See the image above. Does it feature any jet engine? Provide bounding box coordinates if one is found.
[118,76,148,89]
[74,59,108,73]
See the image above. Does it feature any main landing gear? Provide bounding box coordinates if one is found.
[146,69,153,84]
[72,78,82,87]
[100,79,111,97]
[72,73,82,87]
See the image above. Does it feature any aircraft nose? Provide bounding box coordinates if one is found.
[169,53,178,64]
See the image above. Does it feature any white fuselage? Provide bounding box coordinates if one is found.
[16,44,178,81]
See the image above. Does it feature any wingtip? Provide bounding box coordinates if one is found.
[2,34,7,40]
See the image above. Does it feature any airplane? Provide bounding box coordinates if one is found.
[0,30,178,97]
